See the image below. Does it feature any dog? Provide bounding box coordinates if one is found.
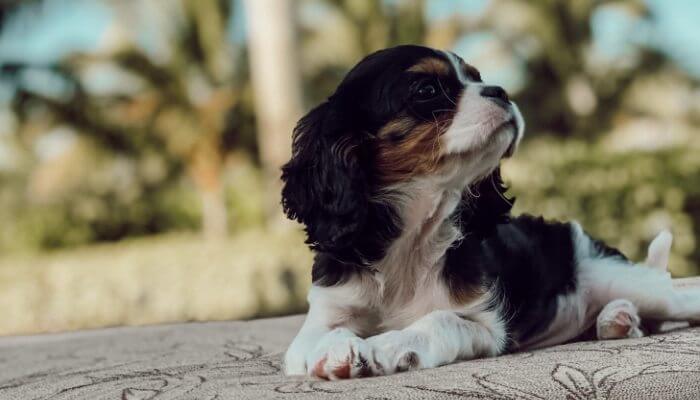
[280,45,700,379]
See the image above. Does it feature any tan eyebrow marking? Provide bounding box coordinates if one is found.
[376,116,416,139]
[407,57,451,75]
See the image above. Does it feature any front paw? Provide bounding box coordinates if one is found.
[307,328,383,380]
[366,330,429,375]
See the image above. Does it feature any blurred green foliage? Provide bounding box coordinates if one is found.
[0,149,270,252]
[3,184,199,251]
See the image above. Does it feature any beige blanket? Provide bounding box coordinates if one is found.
[2,278,700,399]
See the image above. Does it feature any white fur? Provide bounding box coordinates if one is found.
[444,51,469,84]
[509,102,525,153]
[368,306,507,372]
[285,281,508,377]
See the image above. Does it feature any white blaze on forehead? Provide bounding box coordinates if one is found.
[442,50,469,84]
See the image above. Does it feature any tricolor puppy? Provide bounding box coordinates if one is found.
[281,45,700,379]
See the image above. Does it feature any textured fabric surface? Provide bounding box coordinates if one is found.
[2,279,700,399]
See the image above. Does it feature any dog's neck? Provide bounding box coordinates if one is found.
[372,177,464,304]
[371,168,513,304]
[309,168,513,299]
[379,167,513,258]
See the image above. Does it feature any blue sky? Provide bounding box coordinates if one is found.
[0,0,699,76]
[645,0,700,75]
[0,0,111,64]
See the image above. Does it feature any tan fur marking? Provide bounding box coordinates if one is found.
[377,117,417,139]
[375,114,454,184]
[407,57,451,75]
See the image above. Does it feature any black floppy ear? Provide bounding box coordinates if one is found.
[281,101,369,257]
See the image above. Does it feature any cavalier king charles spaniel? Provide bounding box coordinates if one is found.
[280,45,700,379]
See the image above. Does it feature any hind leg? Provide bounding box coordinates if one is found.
[579,229,700,325]
[595,231,674,340]
[596,299,644,340]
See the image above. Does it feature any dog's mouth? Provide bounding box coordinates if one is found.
[495,118,518,158]
[504,134,518,158]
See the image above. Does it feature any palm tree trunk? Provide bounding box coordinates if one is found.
[243,0,303,221]
[189,141,228,239]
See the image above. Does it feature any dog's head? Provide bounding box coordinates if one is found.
[281,45,524,265]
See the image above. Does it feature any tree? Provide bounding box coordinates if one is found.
[243,0,303,219]
[2,0,244,239]
[478,0,672,138]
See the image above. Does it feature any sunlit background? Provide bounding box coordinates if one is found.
[0,0,699,336]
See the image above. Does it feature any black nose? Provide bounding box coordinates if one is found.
[480,85,510,109]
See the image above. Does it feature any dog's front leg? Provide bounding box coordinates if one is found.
[284,285,380,379]
[284,300,330,376]
[366,310,508,375]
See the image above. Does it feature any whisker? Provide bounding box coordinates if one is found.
[437,79,458,107]
[429,112,454,131]
[430,113,442,161]
[490,173,514,207]
[471,186,481,199]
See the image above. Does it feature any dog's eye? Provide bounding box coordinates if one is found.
[416,83,438,100]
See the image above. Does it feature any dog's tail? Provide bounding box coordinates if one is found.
[638,230,700,322]
[645,230,672,272]
[646,230,700,325]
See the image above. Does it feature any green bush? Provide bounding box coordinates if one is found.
[0,142,201,252]
[4,183,200,252]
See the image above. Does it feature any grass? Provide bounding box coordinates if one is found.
[0,228,313,336]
